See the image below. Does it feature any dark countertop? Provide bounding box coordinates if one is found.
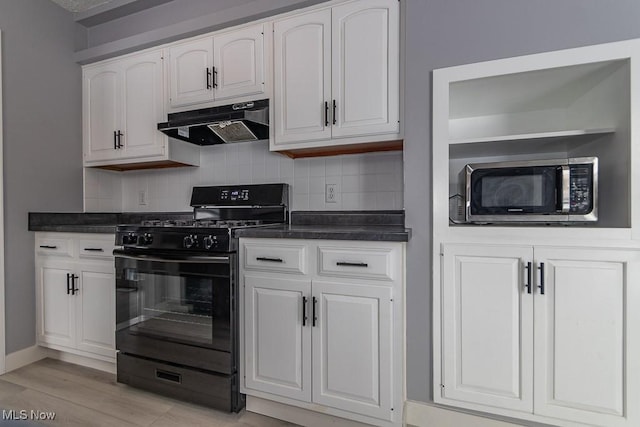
[234,224,411,242]
[29,210,411,242]
[28,212,192,233]
[234,210,411,242]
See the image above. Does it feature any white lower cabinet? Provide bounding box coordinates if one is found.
[36,233,116,361]
[439,243,640,427]
[240,238,403,427]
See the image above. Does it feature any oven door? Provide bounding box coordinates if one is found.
[114,249,236,373]
[466,164,566,222]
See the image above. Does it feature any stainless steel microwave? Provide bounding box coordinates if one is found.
[460,157,598,223]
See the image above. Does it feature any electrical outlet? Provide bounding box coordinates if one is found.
[325,184,338,203]
[138,190,148,206]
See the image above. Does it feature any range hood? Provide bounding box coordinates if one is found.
[158,99,269,145]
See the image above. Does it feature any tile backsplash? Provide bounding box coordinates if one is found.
[84,140,403,212]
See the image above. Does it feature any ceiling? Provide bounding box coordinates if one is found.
[50,0,115,13]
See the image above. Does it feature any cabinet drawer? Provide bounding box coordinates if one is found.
[243,242,307,274]
[317,245,397,281]
[77,237,116,260]
[36,236,72,257]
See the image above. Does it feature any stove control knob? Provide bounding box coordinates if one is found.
[123,233,138,245]
[183,234,198,249]
[203,235,218,250]
[139,233,153,245]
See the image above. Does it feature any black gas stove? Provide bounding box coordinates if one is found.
[114,183,288,412]
[115,183,288,252]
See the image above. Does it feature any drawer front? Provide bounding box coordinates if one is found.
[243,242,307,274]
[36,236,73,257]
[317,245,398,281]
[77,237,116,260]
[116,353,234,412]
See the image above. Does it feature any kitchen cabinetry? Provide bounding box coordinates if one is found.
[240,238,403,427]
[35,233,116,361]
[83,49,199,170]
[439,243,640,426]
[168,23,265,109]
[271,0,400,154]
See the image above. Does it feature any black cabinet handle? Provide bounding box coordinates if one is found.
[525,262,532,294]
[302,296,308,327]
[336,261,368,268]
[256,257,283,263]
[538,262,545,295]
[71,274,79,295]
[312,296,317,327]
[83,248,104,252]
[113,130,118,149]
[39,245,57,249]
[332,100,337,125]
[206,67,212,89]
[66,273,71,295]
[324,101,329,126]
[117,130,123,148]
[213,66,218,88]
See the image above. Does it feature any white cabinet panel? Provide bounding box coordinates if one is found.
[244,275,311,402]
[38,262,75,348]
[83,66,120,161]
[331,0,399,138]
[214,24,264,101]
[121,50,165,159]
[274,10,331,144]
[534,248,637,426]
[168,38,213,108]
[441,244,533,412]
[312,280,393,421]
[76,263,115,358]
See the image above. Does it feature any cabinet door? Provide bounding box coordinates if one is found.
[312,280,393,421]
[75,262,115,358]
[273,10,332,145]
[36,260,75,348]
[168,38,214,108]
[83,64,121,162]
[331,0,399,138]
[244,275,311,402]
[213,24,265,101]
[120,50,166,160]
[534,247,640,427]
[440,244,534,412]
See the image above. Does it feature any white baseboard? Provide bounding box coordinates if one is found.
[46,349,116,374]
[405,401,523,427]
[4,345,48,373]
[247,396,371,427]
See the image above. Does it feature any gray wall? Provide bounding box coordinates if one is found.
[403,0,640,401]
[0,0,83,353]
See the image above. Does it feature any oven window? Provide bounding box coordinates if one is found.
[480,174,544,207]
[116,256,232,352]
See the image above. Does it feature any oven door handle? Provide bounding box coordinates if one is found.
[113,249,229,264]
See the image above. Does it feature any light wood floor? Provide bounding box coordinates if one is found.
[0,358,298,427]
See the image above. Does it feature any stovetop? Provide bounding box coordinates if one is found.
[116,183,288,253]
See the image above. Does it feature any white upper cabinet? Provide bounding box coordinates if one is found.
[168,23,265,109]
[168,38,213,107]
[331,0,399,138]
[83,49,199,170]
[272,0,400,152]
[273,10,332,144]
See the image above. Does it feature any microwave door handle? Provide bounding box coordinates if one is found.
[560,165,571,213]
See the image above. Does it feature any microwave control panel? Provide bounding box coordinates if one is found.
[569,164,594,214]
